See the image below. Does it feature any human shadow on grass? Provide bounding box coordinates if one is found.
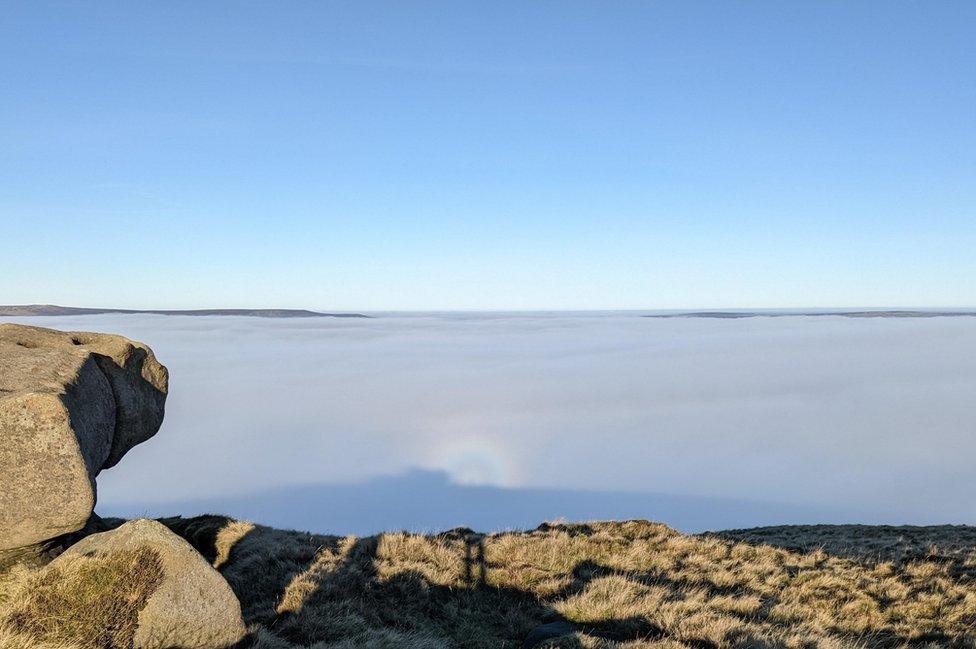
[155,516,969,649]
[161,518,664,648]
[213,526,705,648]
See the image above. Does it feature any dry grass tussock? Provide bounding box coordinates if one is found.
[0,547,163,649]
[0,625,82,649]
[2,517,976,648]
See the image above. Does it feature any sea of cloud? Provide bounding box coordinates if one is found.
[7,312,974,533]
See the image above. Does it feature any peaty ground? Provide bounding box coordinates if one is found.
[2,518,976,649]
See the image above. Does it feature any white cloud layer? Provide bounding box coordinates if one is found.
[6,313,974,532]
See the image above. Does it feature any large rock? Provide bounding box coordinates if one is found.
[0,324,169,467]
[0,324,168,552]
[39,519,246,649]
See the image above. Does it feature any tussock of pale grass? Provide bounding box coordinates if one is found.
[0,624,82,649]
[0,564,32,607]
[1,547,163,649]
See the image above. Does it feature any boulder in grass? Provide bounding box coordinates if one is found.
[11,519,247,649]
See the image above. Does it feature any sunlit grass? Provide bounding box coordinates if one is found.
[3,518,975,648]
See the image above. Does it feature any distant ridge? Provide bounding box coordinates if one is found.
[0,305,369,318]
[644,310,976,319]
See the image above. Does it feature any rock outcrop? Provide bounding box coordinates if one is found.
[0,324,246,649]
[48,519,247,649]
[0,324,168,552]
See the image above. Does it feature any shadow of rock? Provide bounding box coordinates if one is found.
[154,514,342,627]
[157,514,239,563]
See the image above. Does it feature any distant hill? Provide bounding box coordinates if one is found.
[0,304,369,318]
[645,310,976,319]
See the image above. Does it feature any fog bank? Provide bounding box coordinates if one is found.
[7,313,974,532]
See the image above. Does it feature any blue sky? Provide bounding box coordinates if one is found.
[2,1,973,310]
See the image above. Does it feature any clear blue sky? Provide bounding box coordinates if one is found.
[2,1,973,310]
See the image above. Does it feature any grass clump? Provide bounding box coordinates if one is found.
[1,547,163,649]
[0,624,82,649]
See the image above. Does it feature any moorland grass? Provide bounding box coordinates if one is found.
[0,547,163,649]
[2,517,975,648]
[181,517,976,648]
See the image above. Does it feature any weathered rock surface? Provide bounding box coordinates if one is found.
[50,519,246,649]
[0,324,169,466]
[0,324,168,551]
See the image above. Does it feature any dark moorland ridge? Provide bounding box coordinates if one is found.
[646,310,976,318]
[0,304,369,318]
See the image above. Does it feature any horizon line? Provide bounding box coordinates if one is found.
[4,303,976,314]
